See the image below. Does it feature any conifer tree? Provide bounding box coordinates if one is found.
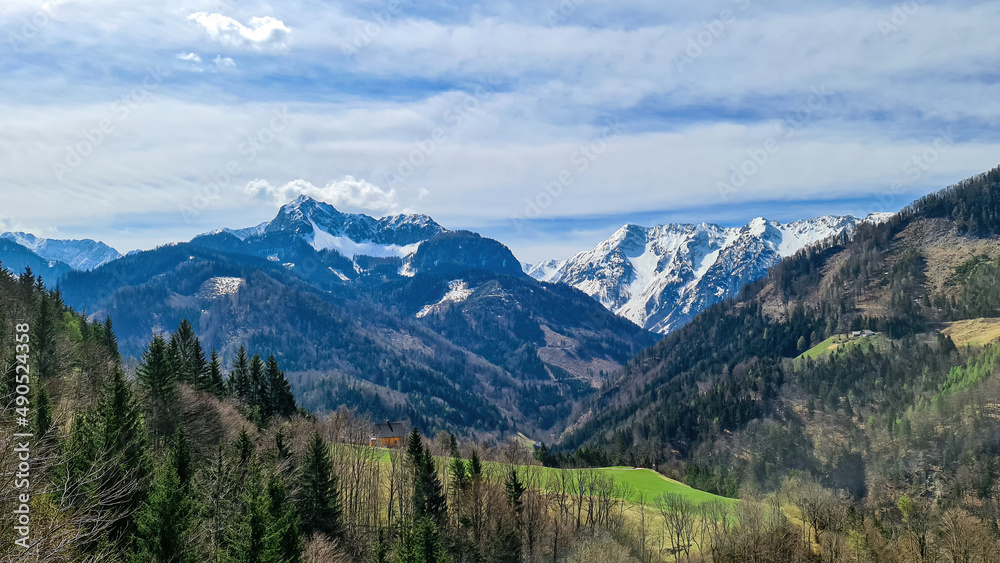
[296,432,342,540]
[104,316,119,358]
[33,292,58,379]
[230,346,251,400]
[265,355,297,419]
[250,353,266,411]
[97,367,148,548]
[264,474,303,563]
[35,382,51,436]
[190,338,208,390]
[137,335,177,404]
[207,349,224,397]
[131,456,194,563]
[407,428,446,527]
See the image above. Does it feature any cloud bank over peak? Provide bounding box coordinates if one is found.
[244,177,400,215]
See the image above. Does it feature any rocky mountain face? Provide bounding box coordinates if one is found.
[527,214,892,333]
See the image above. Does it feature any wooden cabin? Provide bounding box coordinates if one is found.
[371,421,408,448]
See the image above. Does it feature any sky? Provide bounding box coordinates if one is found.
[2,0,999,264]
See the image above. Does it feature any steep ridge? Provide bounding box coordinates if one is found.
[559,166,1000,502]
[528,214,892,333]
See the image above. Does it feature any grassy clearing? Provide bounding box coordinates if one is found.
[346,444,733,505]
[941,317,1000,347]
[797,333,886,361]
[536,466,735,505]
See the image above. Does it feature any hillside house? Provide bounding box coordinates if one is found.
[371,421,408,448]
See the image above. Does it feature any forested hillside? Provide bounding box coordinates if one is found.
[557,167,1000,560]
[0,267,656,562]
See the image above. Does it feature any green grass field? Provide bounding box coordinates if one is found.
[483,463,735,505]
[336,445,734,507]
[797,333,886,360]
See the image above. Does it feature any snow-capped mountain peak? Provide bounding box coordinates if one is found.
[0,232,122,271]
[526,214,881,334]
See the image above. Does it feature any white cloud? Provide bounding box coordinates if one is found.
[187,12,291,51]
[213,55,236,68]
[244,177,399,214]
[176,52,201,63]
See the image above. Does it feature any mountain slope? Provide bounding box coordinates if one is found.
[57,197,655,439]
[559,165,1000,500]
[1,232,122,271]
[528,214,891,333]
[0,238,74,281]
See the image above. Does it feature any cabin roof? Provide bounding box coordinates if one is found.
[373,421,408,439]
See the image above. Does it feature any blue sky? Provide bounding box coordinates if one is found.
[2,0,999,263]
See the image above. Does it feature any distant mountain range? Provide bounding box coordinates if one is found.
[0,232,121,277]
[2,196,650,439]
[526,214,893,333]
[0,197,898,439]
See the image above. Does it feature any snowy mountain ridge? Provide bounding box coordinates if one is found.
[526,213,893,334]
[0,232,122,271]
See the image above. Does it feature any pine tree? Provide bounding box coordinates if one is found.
[171,320,198,384]
[408,428,446,527]
[104,316,119,358]
[34,382,51,436]
[172,426,194,489]
[399,517,451,563]
[131,456,194,563]
[235,427,255,469]
[265,355,296,419]
[97,367,148,548]
[230,346,251,400]
[33,292,58,379]
[190,338,208,390]
[207,349,225,397]
[296,432,342,540]
[138,334,179,436]
[264,474,303,563]
[138,335,177,405]
[250,353,266,411]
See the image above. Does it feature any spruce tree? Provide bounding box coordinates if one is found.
[207,349,225,397]
[104,316,119,358]
[34,382,51,436]
[407,428,446,527]
[138,334,178,436]
[97,367,148,548]
[230,346,251,400]
[264,474,303,563]
[32,292,58,379]
[296,432,342,540]
[138,335,177,403]
[265,355,296,419]
[190,338,208,390]
[250,353,266,411]
[131,457,193,563]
